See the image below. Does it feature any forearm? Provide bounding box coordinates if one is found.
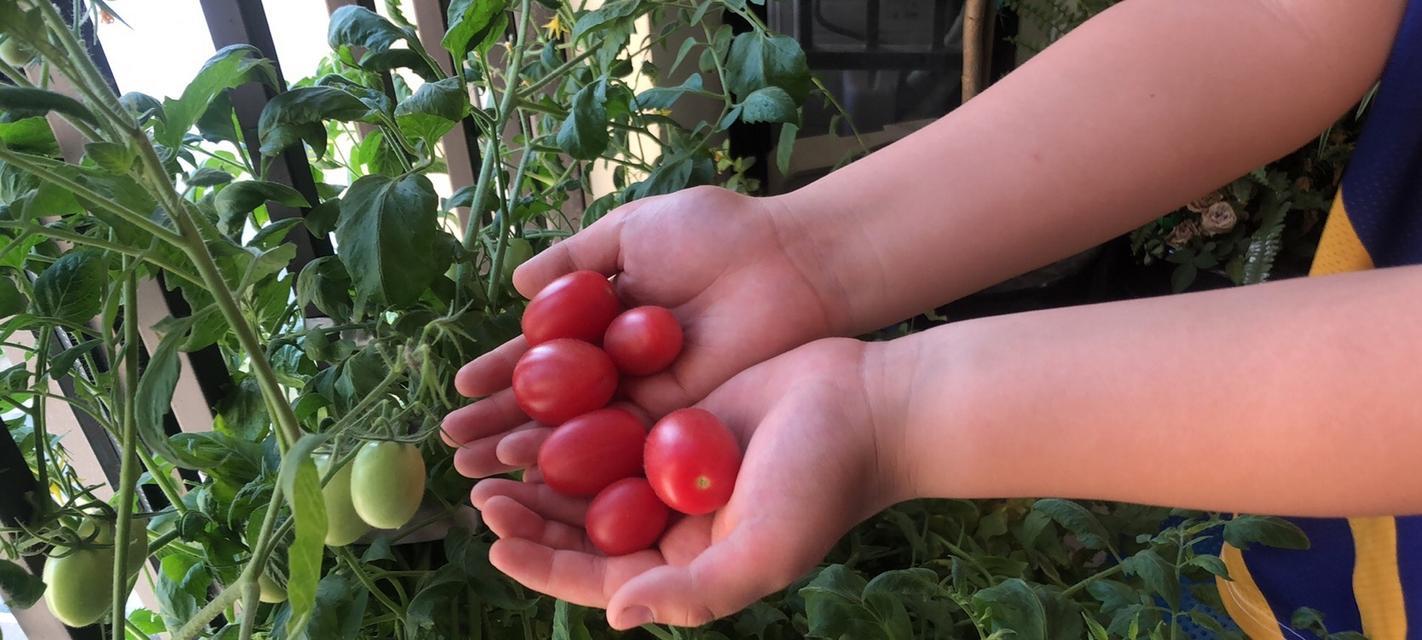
[878,266,1422,517]
[776,0,1404,335]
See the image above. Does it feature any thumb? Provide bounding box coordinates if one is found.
[512,198,649,299]
[604,521,804,630]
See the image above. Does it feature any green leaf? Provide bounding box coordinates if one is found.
[776,122,798,175]
[0,116,59,155]
[297,256,354,322]
[84,141,134,173]
[188,167,234,188]
[359,48,439,81]
[1084,613,1110,640]
[119,92,164,123]
[49,338,99,379]
[627,152,695,201]
[553,600,595,640]
[1224,515,1310,551]
[128,609,165,634]
[155,553,211,632]
[800,565,876,638]
[301,572,370,640]
[394,77,470,144]
[335,174,444,310]
[0,86,97,126]
[258,86,371,157]
[33,250,106,323]
[739,86,798,124]
[328,6,405,53]
[169,432,264,480]
[135,324,185,464]
[215,181,310,237]
[862,569,939,640]
[634,73,703,111]
[0,275,26,318]
[1171,262,1197,293]
[278,433,331,637]
[1033,499,1114,551]
[443,0,508,62]
[248,217,304,250]
[725,32,811,102]
[1186,554,1231,579]
[157,44,276,148]
[668,36,699,77]
[572,0,643,42]
[557,80,610,160]
[1124,549,1180,609]
[973,579,1047,640]
[1190,609,1228,635]
[305,199,341,237]
[0,558,44,608]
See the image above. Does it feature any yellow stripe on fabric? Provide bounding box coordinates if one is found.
[1309,192,1375,276]
[1219,543,1287,640]
[1348,517,1408,640]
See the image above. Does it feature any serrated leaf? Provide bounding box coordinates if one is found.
[394,77,470,144]
[0,559,44,608]
[358,48,439,81]
[215,181,310,237]
[443,0,508,62]
[33,250,105,323]
[1084,613,1110,640]
[328,6,404,53]
[776,122,798,175]
[0,116,59,155]
[135,322,185,464]
[188,167,235,188]
[297,256,354,322]
[739,86,798,124]
[634,73,703,111]
[0,275,26,318]
[1124,549,1180,609]
[1186,554,1230,579]
[158,45,276,148]
[335,174,444,310]
[1033,498,1114,552]
[557,80,610,160]
[1223,515,1310,551]
[725,32,811,102]
[0,86,98,126]
[258,86,372,158]
[553,600,595,640]
[572,0,642,42]
[973,578,1047,640]
[50,338,99,379]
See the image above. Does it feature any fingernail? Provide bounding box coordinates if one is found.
[615,606,653,629]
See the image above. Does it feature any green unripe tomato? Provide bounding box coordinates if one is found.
[120,520,150,577]
[350,441,426,530]
[258,572,287,604]
[315,453,371,546]
[0,37,29,67]
[43,544,112,627]
[501,237,534,283]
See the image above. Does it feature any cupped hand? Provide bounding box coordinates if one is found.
[441,186,846,477]
[468,338,912,629]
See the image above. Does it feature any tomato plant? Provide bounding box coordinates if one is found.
[538,407,647,497]
[512,339,619,425]
[603,305,684,376]
[644,408,742,516]
[521,270,622,345]
[316,453,371,547]
[585,478,670,557]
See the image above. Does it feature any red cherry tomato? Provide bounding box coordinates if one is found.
[585,478,669,556]
[521,270,621,345]
[603,306,684,376]
[538,408,647,497]
[644,408,741,515]
[512,339,618,425]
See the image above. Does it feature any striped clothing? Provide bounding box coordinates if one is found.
[1217,2,1422,637]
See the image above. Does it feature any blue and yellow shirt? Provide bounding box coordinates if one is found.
[1217,2,1422,637]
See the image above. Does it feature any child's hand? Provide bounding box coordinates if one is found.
[468,338,911,629]
[441,186,847,477]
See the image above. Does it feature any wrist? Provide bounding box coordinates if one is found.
[764,189,874,336]
[857,336,928,508]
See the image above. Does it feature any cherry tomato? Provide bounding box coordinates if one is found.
[585,478,669,556]
[0,37,30,67]
[350,441,427,530]
[512,339,618,425]
[538,407,647,497]
[603,306,684,376]
[259,572,288,604]
[521,270,621,345]
[644,408,741,515]
[42,519,148,627]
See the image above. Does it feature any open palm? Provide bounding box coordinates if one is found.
[441,186,842,478]
[468,339,907,629]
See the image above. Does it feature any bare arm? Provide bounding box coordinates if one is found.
[878,265,1422,516]
[776,0,1406,335]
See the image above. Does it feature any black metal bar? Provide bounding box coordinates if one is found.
[805,49,959,69]
[798,0,814,50]
[199,0,335,278]
[865,0,880,49]
[932,0,950,51]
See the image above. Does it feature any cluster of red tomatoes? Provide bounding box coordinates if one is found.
[513,271,743,556]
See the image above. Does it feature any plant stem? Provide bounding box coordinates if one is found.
[110,266,143,640]
[337,547,403,612]
[516,47,597,99]
[136,448,187,514]
[1061,563,1124,598]
[0,148,184,245]
[31,331,52,516]
[171,577,248,640]
[238,484,285,640]
[0,222,205,288]
[454,0,534,305]
[485,117,535,307]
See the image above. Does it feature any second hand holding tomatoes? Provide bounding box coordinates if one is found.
[496,270,743,556]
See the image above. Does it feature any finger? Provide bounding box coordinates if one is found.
[441,388,525,447]
[453,423,538,478]
[488,538,663,609]
[454,336,528,398]
[606,523,800,630]
[523,466,544,483]
[482,495,596,552]
[513,202,639,299]
[470,478,589,526]
[496,425,553,467]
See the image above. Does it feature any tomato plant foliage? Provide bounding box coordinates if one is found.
[0,0,1319,638]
